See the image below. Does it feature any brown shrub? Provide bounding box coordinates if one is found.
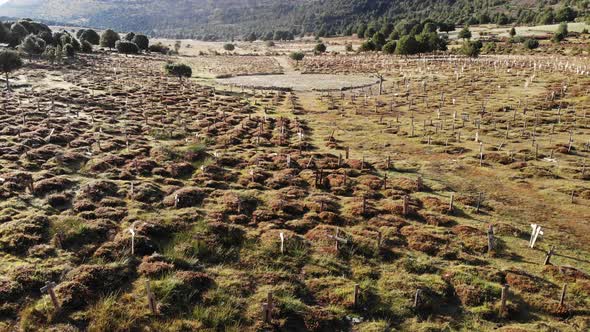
[33,176,74,196]
[80,181,119,202]
[163,187,205,208]
[138,256,175,277]
[167,162,195,178]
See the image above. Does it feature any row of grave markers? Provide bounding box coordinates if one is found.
[40,221,567,322]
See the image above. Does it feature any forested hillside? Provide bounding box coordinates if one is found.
[0,0,588,40]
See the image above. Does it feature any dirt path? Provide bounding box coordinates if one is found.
[273,56,298,75]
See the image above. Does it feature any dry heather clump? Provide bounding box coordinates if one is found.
[421,196,449,214]
[543,265,590,282]
[33,176,75,196]
[163,187,205,208]
[80,181,120,202]
[131,182,164,204]
[167,162,195,178]
[505,269,556,294]
[56,262,135,311]
[400,226,448,256]
[390,177,425,193]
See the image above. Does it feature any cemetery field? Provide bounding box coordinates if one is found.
[1,44,590,332]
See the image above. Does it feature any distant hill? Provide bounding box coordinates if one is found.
[0,0,586,39]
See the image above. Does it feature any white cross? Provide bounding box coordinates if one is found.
[529,224,544,248]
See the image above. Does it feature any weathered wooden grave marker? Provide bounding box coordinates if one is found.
[40,281,60,311]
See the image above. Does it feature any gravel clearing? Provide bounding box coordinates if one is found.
[217,73,379,91]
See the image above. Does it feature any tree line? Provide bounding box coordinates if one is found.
[0,19,194,91]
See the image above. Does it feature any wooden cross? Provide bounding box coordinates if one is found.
[353,284,360,308]
[475,193,483,213]
[448,194,455,214]
[40,281,60,310]
[402,195,409,216]
[544,246,555,265]
[262,292,274,323]
[487,225,495,254]
[328,228,348,252]
[413,289,422,309]
[146,279,157,315]
[500,284,509,313]
[559,283,567,307]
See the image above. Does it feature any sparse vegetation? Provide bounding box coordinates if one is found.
[165,62,192,80]
[223,43,235,52]
[80,29,100,45]
[100,29,120,49]
[132,34,150,51]
[0,49,23,90]
[289,51,305,64]
[523,38,539,50]
[314,42,327,54]
[116,40,140,54]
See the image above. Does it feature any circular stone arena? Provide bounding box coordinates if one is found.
[217,73,379,91]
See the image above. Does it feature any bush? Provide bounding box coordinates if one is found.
[556,6,577,23]
[289,51,305,63]
[38,31,53,45]
[63,43,75,57]
[558,22,568,35]
[244,32,257,42]
[314,43,327,54]
[396,35,419,55]
[124,32,135,41]
[165,63,192,80]
[100,29,120,49]
[149,42,170,54]
[523,38,539,50]
[131,34,149,50]
[80,40,93,53]
[10,22,28,43]
[0,49,23,90]
[19,34,46,55]
[115,40,139,54]
[458,26,472,40]
[223,43,235,51]
[80,29,100,45]
[59,33,72,47]
[461,40,482,57]
[359,40,376,52]
[382,40,397,54]
[552,32,566,43]
[510,35,526,44]
[70,37,81,51]
[482,42,496,54]
[372,32,386,50]
[552,22,568,43]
